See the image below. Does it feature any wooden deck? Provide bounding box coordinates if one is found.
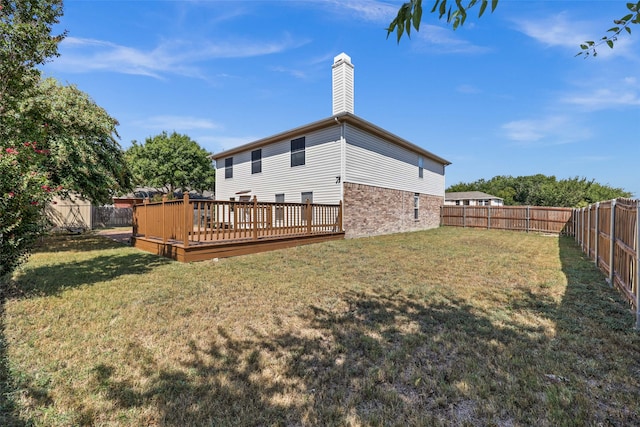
[132,195,344,262]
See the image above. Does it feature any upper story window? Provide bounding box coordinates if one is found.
[251,149,262,174]
[291,137,305,167]
[418,157,424,178]
[224,157,233,179]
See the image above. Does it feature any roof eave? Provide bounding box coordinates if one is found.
[212,112,451,166]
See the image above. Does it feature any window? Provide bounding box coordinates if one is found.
[251,149,262,174]
[291,137,305,167]
[455,200,461,206]
[224,157,233,179]
[414,193,419,220]
[418,157,424,178]
[275,193,284,221]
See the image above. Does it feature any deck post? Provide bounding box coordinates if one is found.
[162,195,168,243]
[306,199,312,235]
[183,193,190,248]
[143,198,149,238]
[253,195,258,240]
[338,201,343,232]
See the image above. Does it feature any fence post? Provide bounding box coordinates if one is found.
[487,206,491,230]
[306,199,312,235]
[463,206,466,228]
[608,199,616,287]
[587,205,592,260]
[593,202,596,267]
[635,199,639,330]
[183,193,190,248]
[526,206,530,233]
[253,195,258,240]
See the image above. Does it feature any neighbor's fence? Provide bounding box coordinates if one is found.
[574,198,639,328]
[91,206,133,227]
[441,205,575,235]
[133,194,343,246]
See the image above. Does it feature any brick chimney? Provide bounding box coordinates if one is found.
[332,53,354,115]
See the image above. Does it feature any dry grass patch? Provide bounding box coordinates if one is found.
[1,227,639,426]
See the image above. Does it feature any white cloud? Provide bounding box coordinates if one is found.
[197,135,257,153]
[562,88,640,110]
[321,0,397,23]
[52,35,309,79]
[501,115,592,145]
[456,84,482,94]
[560,75,640,111]
[514,12,637,59]
[414,25,491,54]
[136,116,222,132]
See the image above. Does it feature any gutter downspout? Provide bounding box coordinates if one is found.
[336,117,346,203]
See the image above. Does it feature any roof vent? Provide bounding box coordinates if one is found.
[332,53,354,115]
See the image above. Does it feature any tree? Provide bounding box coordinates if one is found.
[0,0,65,118]
[1,0,64,278]
[1,1,132,278]
[447,174,632,207]
[387,0,640,57]
[0,142,54,277]
[23,78,133,205]
[125,132,215,195]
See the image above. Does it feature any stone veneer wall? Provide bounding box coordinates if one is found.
[342,182,443,238]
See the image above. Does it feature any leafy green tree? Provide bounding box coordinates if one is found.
[0,143,54,277]
[1,1,132,278]
[1,0,64,278]
[447,174,632,207]
[0,0,64,118]
[125,132,215,195]
[23,78,132,205]
[387,0,640,57]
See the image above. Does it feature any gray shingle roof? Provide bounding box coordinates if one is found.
[445,191,503,201]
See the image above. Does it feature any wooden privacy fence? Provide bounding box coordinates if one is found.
[133,194,343,247]
[441,205,575,235]
[574,198,639,327]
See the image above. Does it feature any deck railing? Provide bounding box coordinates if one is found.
[133,194,343,247]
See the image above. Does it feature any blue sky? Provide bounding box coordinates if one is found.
[43,1,640,197]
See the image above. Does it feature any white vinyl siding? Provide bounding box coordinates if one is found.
[215,127,343,204]
[344,125,445,197]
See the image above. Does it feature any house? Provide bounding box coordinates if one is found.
[213,53,451,238]
[444,191,504,206]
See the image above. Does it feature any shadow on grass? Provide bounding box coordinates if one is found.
[554,236,640,424]
[0,305,28,427]
[10,233,169,297]
[1,232,168,425]
[15,252,169,297]
[86,290,555,426]
[82,236,640,425]
[33,232,127,254]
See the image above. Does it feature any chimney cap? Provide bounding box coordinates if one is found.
[333,52,352,65]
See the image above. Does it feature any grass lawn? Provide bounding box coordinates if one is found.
[1,227,639,426]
